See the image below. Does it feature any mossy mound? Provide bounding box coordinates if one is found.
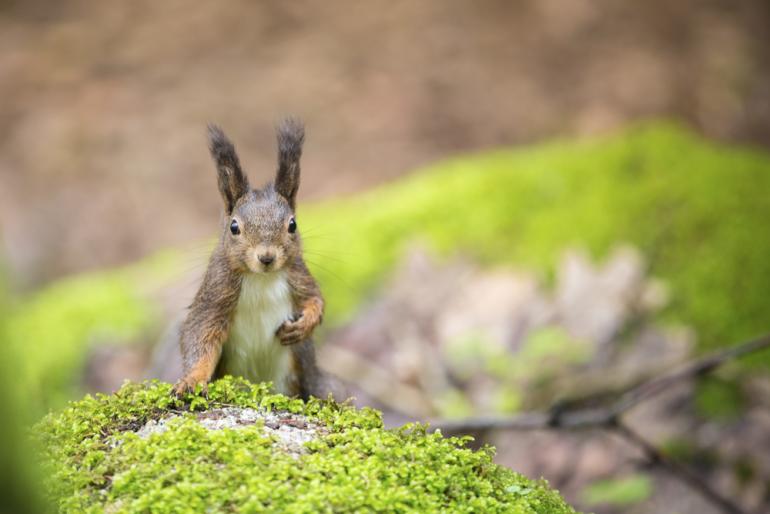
[35,377,577,513]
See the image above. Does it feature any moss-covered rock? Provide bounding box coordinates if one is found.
[34,377,576,514]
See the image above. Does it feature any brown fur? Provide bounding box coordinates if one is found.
[275,117,304,210]
[174,120,327,400]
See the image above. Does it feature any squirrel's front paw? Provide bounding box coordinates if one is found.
[172,377,209,398]
[276,315,311,345]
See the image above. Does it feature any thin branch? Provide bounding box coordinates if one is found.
[609,333,770,416]
[613,421,750,514]
[427,334,770,514]
[430,334,770,433]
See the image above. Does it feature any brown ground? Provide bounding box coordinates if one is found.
[1,0,769,287]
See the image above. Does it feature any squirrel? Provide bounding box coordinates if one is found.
[170,119,328,400]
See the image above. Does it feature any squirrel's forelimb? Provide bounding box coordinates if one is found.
[276,297,324,346]
[174,249,241,396]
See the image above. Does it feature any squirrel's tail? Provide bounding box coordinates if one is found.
[291,339,348,402]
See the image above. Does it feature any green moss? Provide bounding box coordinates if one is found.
[35,378,577,513]
[0,273,45,514]
[5,251,180,418]
[301,122,770,354]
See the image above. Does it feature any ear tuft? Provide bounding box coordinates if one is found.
[207,124,249,214]
[275,118,304,209]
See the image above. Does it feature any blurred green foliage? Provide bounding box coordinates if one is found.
[0,272,44,513]
[5,251,179,419]
[6,121,770,420]
[582,474,652,507]
[441,328,590,417]
[35,377,577,513]
[694,376,746,420]
[302,122,770,352]
[661,437,719,470]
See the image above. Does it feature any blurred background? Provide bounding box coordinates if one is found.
[2,1,770,513]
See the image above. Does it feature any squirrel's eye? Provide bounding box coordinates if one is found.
[230,219,240,235]
[288,217,297,234]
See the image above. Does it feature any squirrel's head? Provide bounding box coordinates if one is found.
[207,119,305,274]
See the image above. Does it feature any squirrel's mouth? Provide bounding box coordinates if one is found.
[245,248,285,274]
[245,260,284,274]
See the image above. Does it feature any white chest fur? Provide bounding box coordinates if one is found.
[223,271,293,393]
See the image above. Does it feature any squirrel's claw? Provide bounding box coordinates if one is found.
[172,377,209,399]
[276,317,308,345]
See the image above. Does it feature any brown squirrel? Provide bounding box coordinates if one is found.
[171,119,327,400]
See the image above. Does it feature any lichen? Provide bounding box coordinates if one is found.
[34,377,577,513]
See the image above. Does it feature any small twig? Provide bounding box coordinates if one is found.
[609,334,770,417]
[613,421,751,514]
[430,334,770,433]
[427,334,770,514]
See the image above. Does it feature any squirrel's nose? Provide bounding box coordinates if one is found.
[258,254,275,266]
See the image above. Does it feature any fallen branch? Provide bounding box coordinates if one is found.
[428,334,770,514]
[431,334,770,433]
[613,421,747,514]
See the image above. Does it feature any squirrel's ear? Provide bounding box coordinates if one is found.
[274,118,304,210]
[208,124,249,215]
